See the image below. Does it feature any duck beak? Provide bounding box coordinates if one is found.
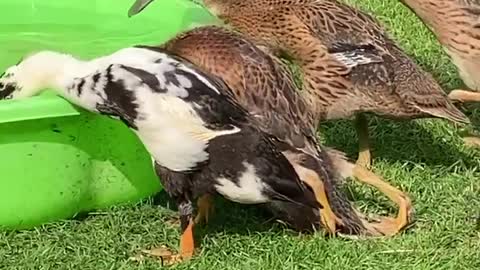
[128,0,155,17]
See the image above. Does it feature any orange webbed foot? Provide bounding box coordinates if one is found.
[352,165,413,236]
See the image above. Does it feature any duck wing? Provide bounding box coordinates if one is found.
[162,26,318,152]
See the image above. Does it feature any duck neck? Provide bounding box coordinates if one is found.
[11,52,93,110]
[38,54,104,113]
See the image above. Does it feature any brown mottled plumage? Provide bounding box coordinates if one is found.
[399,0,480,147]
[152,25,412,238]
[162,26,349,235]
[130,0,470,167]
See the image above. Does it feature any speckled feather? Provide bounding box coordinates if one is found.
[200,0,469,123]
[400,0,480,90]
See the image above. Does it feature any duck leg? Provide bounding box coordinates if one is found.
[194,194,215,224]
[354,114,372,169]
[463,136,480,148]
[448,89,480,103]
[351,165,412,236]
[447,90,480,147]
[144,162,196,264]
[140,200,196,265]
[179,214,195,260]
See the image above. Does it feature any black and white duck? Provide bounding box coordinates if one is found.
[0,47,320,262]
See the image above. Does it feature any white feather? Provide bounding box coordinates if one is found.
[177,65,221,94]
[215,162,268,204]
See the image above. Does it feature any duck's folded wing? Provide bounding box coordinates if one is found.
[298,2,390,66]
[162,26,318,152]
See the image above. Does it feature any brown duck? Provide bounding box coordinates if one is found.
[123,24,412,262]
[162,26,413,239]
[129,0,470,168]
[397,0,480,147]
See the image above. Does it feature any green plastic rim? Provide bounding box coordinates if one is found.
[0,0,217,229]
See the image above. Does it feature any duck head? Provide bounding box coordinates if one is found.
[0,51,74,101]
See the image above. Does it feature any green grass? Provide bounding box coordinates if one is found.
[2,0,480,269]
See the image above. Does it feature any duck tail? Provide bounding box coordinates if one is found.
[387,42,470,125]
[417,99,470,125]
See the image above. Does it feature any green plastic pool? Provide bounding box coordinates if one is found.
[0,0,217,229]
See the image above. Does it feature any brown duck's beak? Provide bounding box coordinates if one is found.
[128,0,156,17]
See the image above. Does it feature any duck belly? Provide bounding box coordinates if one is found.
[214,162,269,204]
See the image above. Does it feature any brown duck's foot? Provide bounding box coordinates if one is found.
[194,194,215,225]
[448,89,480,103]
[355,114,372,169]
[139,218,196,265]
[463,136,480,148]
[367,215,410,237]
[360,195,412,237]
[352,165,413,236]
